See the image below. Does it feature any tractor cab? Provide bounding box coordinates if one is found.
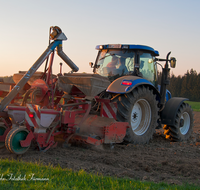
[91,44,159,87]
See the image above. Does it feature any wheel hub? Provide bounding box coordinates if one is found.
[130,99,151,135]
[132,112,138,121]
[180,118,184,128]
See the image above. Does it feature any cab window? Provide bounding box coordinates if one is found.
[139,53,157,86]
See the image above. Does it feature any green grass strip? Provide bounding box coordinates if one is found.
[185,101,200,112]
[0,159,199,190]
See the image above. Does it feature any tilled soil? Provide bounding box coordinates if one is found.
[1,112,200,185]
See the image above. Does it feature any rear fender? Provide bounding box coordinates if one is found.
[106,75,161,100]
[161,97,188,125]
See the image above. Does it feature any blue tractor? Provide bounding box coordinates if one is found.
[90,44,194,144]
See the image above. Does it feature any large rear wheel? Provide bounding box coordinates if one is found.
[5,127,30,154]
[116,86,159,144]
[163,102,193,141]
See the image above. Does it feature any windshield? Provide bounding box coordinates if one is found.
[95,50,135,80]
[94,49,157,86]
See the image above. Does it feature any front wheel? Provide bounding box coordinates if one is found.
[163,103,194,141]
[116,86,159,144]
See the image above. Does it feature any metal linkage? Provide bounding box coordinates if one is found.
[0,26,79,112]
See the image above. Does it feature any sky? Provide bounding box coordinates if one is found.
[0,0,199,77]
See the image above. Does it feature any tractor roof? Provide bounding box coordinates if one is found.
[95,44,159,56]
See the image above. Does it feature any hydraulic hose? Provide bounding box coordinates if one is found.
[57,44,79,72]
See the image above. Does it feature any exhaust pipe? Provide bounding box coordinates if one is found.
[57,44,79,72]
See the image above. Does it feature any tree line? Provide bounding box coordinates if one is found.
[1,70,200,101]
[158,69,200,102]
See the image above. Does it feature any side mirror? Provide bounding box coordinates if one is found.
[170,57,176,68]
[89,62,93,68]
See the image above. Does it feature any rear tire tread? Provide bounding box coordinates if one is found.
[117,86,159,144]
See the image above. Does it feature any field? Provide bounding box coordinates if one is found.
[0,160,199,190]
[186,101,200,112]
[0,102,200,189]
